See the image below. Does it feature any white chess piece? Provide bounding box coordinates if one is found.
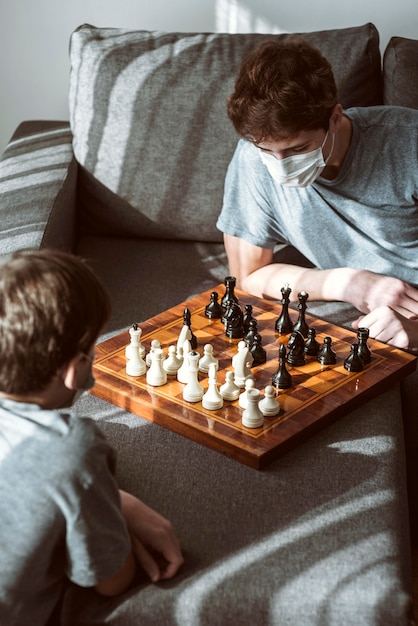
[259,385,281,416]
[146,348,167,386]
[177,324,192,352]
[125,325,145,360]
[126,326,147,377]
[177,339,192,383]
[183,351,204,402]
[232,341,254,388]
[202,363,223,410]
[238,378,256,409]
[242,388,264,428]
[198,344,218,373]
[219,370,240,401]
[163,345,182,375]
[146,339,164,367]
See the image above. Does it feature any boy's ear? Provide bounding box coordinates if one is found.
[60,354,84,390]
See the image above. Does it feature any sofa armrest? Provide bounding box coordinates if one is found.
[0,120,78,260]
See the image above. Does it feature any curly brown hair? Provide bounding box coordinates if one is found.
[0,249,111,395]
[227,37,338,143]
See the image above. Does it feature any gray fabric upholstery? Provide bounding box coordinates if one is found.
[383,36,418,108]
[69,23,382,242]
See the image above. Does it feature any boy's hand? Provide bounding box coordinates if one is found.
[119,490,184,582]
[352,305,418,352]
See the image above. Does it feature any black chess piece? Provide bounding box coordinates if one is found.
[243,304,256,334]
[243,319,258,348]
[249,333,267,366]
[183,307,197,349]
[272,344,292,389]
[357,327,372,365]
[344,344,364,372]
[224,300,245,339]
[275,285,294,334]
[293,291,310,338]
[221,276,239,309]
[304,328,320,356]
[317,336,337,365]
[205,291,223,319]
[287,330,306,366]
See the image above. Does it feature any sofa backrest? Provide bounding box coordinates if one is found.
[383,36,418,109]
[69,23,382,243]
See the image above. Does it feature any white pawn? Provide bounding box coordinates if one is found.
[242,388,264,428]
[239,378,256,409]
[232,341,254,388]
[146,339,164,367]
[146,348,167,387]
[199,344,218,373]
[125,325,146,360]
[183,351,204,403]
[202,363,223,410]
[126,326,147,376]
[177,339,192,383]
[163,345,182,375]
[259,385,281,416]
[219,370,240,401]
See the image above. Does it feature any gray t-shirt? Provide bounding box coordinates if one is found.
[0,399,131,626]
[217,106,418,286]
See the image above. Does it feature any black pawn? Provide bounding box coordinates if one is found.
[305,328,320,356]
[293,291,310,338]
[344,344,364,372]
[244,319,258,348]
[205,291,223,319]
[317,336,337,365]
[221,276,239,309]
[275,285,294,334]
[272,344,292,389]
[243,304,256,334]
[357,327,372,365]
[287,330,306,366]
[183,307,197,349]
[250,333,267,366]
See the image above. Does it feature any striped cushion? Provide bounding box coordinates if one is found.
[0,122,76,259]
[69,24,382,242]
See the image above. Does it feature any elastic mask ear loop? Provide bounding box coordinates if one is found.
[323,131,335,165]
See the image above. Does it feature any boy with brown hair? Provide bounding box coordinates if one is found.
[0,249,183,626]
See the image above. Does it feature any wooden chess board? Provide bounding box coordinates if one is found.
[91,286,417,469]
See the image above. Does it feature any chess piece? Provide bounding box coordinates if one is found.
[344,344,364,372]
[242,388,264,428]
[198,344,219,373]
[146,348,167,386]
[259,385,281,417]
[183,307,197,349]
[243,304,256,334]
[287,330,306,366]
[183,351,204,402]
[293,291,310,338]
[224,300,245,338]
[357,327,372,365]
[163,345,182,375]
[232,341,254,388]
[239,378,256,409]
[202,363,224,410]
[146,339,164,367]
[221,275,239,309]
[275,284,293,334]
[219,371,240,401]
[243,319,258,348]
[125,323,145,360]
[177,339,192,383]
[317,336,337,365]
[249,333,267,366]
[205,291,223,319]
[272,344,292,389]
[304,328,320,356]
[126,325,147,376]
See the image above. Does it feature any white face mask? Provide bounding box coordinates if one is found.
[259,131,334,188]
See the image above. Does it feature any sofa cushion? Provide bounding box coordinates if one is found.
[383,36,418,108]
[69,23,382,242]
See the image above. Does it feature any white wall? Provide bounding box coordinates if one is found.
[1,0,417,153]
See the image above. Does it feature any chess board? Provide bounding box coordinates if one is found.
[91,286,417,469]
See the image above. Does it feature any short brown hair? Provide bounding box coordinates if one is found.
[0,249,111,394]
[227,37,337,142]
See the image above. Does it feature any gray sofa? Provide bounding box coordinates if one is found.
[1,22,417,625]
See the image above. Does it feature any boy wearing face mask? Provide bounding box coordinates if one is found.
[0,249,183,626]
[216,37,418,353]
